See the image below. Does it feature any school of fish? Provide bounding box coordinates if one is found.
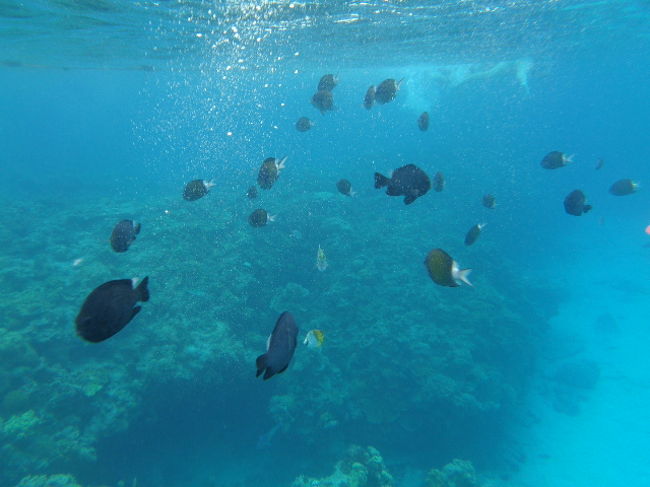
[75,74,640,384]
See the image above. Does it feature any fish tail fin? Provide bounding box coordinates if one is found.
[457,269,473,287]
[256,354,267,378]
[268,214,276,223]
[583,204,593,213]
[134,222,141,234]
[135,276,150,302]
[277,156,288,170]
[564,154,575,164]
[374,172,389,188]
[350,190,356,197]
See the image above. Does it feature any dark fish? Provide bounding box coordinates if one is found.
[595,158,604,170]
[417,112,429,131]
[257,156,287,190]
[540,151,573,169]
[295,117,313,132]
[249,208,274,227]
[363,85,376,110]
[563,189,592,216]
[336,179,354,196]
[256,311,298,380]
[110,219,141,253]
[2,60,22,68]
[609,178,639,196]
[246,186,258,200]
[75,277,150,343]
[317,74,337,91]
[482,194,496,209]
[374,164,431,205]
[375,78,400,104]
[183,179,214,201]
[424,249,472,287]
[464,223,486,246]
[311,90,334,114]
[433,171,444,192]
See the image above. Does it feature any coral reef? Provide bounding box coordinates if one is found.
[292,445,394,487]
[15,473,82,487]
[425,459,479,487]
[0,182,554,485]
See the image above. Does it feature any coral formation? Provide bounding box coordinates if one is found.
[15,473,82,487]
[292,445,394,487]
[425,459,479,487]
[0,186,555,485]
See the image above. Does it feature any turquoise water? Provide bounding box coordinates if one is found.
[1,1,650,487]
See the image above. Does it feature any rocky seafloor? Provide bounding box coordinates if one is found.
[0,183,561,487]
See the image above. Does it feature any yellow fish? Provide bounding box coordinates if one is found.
[304,329,325,348]
[316,244,328,271]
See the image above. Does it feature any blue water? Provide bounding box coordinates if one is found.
[1,2,650,487]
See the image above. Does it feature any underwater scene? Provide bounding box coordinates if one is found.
[1,1,649,487]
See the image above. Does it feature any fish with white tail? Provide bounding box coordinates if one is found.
[248,209,275,227]
[540,151,573,169]
[257,156,287,190]
[424,249,472,287]
[464,223,486,246]
[183,179,215,201]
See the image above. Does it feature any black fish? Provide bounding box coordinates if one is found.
[540,151,573,169]
[375,78,400,104]
[110,219,141,253]
[336,179,354,196]
[563,189,592,216]
[312,90,334,114]
[482,194,496,209]
[75,277,150,343]
[317,74,337,92]
[374,164,431,205]
[183,179,214,201]
[433,171,444,192]
[609,178,639,196]
[249,208,274,227]
[595,158,604,170]
[464,223,486,246]
[418,112,429,131]
[257,157,287,190]
[256,311,299,380]
[296,117,313,132]
[246,186,258,200]
[363,85,376,110]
